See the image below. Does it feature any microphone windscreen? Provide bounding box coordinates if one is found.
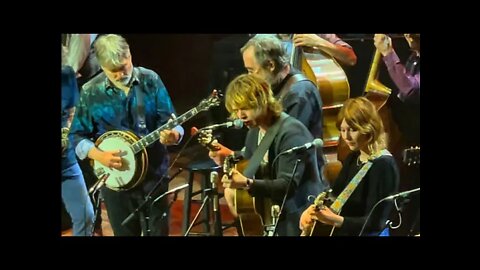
[313,138,324,148]
[233,119,244,129]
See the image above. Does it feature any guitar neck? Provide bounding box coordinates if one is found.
[130,106,200,154]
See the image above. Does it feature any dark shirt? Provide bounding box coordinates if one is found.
[242,114,325,236]
[61,66,79,169]
[274,68,323,139]
[273,68,324,169]
[70,67,180,181]
[331,151,399,236]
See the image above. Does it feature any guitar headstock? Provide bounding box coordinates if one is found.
[403,146,420,166]
[197,90,222,112]
[313,189,332,211]
[191,126,220,152]
[223,154,243,176]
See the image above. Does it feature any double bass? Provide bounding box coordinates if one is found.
[283,34,351,150]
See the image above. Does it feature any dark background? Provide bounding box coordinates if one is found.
[122,33,412,153]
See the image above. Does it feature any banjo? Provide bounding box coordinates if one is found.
[92,91,221,191]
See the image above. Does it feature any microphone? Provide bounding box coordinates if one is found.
[210,171,219,212]
[200,119,244,130]
[385,188,420,200]
[153,183,189,204]
[89,173,110,194]
[282,138,323,155]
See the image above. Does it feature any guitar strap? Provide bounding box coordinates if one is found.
[134,68,148,137]
[330,149,392,213]
[242,112,289,179]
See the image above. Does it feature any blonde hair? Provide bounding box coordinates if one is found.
[94,34,130,70]
[225,74,282,119]
[337,97,387,156]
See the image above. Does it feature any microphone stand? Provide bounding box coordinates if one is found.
[154,183,189,220]
[271,158,302,236]
[89,169,110,236]
[120,168,183,231]
[184,188,213,236]
[358,194,412,236]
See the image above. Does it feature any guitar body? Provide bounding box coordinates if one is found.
[223,158,272,236]
[235,189,268,236]
[93,130,148,191]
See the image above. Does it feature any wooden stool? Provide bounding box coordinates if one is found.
[181,159,223,236]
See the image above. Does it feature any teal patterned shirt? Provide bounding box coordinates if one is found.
[70,67,184,181]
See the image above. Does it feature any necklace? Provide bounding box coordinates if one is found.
[357,156,365,167]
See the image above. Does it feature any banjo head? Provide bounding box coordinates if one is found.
[93,131,142,191]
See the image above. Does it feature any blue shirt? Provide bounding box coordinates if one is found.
[70,67,184,181]
[61,66,80,169]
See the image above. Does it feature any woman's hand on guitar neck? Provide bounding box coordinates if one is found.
[300,204,345,232]
[311,206,344,228]
[299,205,316,232]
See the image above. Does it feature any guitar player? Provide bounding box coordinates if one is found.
[208,74,326,236]
[300,97,399,236]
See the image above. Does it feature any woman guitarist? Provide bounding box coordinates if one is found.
[300,97,399,236]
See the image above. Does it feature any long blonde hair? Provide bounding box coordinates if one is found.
[337,97,387,157]
[225,74,282,119]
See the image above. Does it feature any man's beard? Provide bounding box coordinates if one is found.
[118,75,132,86]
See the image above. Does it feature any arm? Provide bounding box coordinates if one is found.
[374,34,420,103]
[65,34,94,76]
[383,51,420,102]
[293,34,357,66]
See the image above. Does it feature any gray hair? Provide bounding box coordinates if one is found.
[94,34,130,70]
[240,34,289,75]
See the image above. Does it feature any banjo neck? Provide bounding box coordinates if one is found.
[130,91,221,154]
[130,106,199,154]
